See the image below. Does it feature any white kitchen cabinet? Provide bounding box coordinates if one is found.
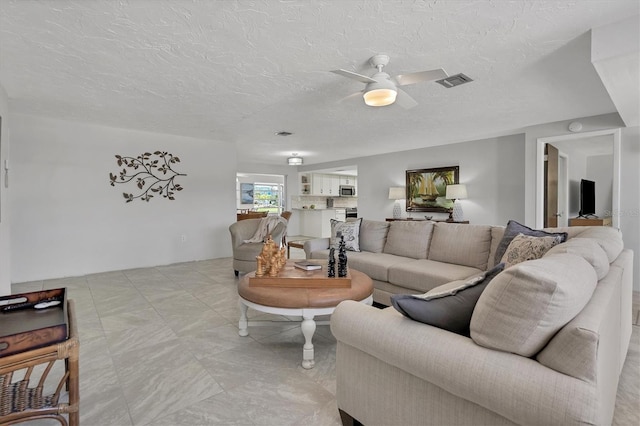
[311,174,324,195]
[310,173,339,196]
[339,176,355,186]
[334,208,346,222]
[323,175,340,196]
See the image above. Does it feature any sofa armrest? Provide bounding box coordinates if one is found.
[331,301,597,425]
[303,238,330,258]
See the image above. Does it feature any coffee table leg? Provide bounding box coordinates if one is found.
[238,300,249,337]
[301,314,316,369]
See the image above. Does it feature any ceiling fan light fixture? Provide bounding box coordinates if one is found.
[363,88,397,106]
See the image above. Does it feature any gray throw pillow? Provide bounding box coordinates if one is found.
[494,220,567,266]
[390,263,505,336]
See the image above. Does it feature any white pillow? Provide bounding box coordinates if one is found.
[470,253,597,357]
[330,218,362,252]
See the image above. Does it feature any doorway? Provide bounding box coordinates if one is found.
[236,173,286,214]
[536,129,621,228]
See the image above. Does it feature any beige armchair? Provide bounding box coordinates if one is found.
[229,217,287,276]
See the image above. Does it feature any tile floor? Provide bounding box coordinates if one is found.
[8,244,640,426]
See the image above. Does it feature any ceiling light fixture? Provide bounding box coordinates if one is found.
[362,56,398,107]
[363,84,397,106]
[288,153,303,166]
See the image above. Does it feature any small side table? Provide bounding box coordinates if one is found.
[0,299,79,426]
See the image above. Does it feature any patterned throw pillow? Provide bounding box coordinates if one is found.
[330,218,362,252]
[494,220,568,266]
[501,233,562,268]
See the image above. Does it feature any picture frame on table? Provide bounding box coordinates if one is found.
[406,166,459,213]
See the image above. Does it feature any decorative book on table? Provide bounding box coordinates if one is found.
[294,261,322,270]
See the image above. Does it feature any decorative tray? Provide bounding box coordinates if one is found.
[0,288,68,357]
[249,261,351,288]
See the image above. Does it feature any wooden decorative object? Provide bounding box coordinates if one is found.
[255,235,286,277]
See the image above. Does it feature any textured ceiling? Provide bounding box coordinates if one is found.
[1,0,638,166]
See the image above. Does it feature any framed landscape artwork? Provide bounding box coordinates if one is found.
[406,166,459,213]
[240,183,254,204]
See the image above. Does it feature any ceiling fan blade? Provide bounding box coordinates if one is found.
[395,68,448,86]
[331,69,377,84]
[395,88,418,109]
[337,91,364,104]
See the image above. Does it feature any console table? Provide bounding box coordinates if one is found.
[386,218,469,224]
[569,217,612,227]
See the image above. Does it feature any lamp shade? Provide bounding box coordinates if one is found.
[445,184,467,200]
[363,88,397,106]
[287,156,303,166]
[363,77,398,107]
[388,187,405,200]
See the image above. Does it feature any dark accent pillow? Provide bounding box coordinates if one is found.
[494,220,568,266]
[390,263,505,336]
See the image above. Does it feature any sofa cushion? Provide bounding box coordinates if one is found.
[383,221,434,259]
[330,218,362,251]
[487,226,506,268]
[428,223,492,270]
[390,263,505,336]
[500,233,562,268]
[573,226,624,263]
[494,220,568,266]
[359,220,390,253]
[545,237,610,280]
[347,252,414,283]
[388,259,483,293]
[470,253,597,357]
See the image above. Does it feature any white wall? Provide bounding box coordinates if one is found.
[301,133,526,226]
[0,85,10,295]
[587,154,614,217]
[10,114,237,282]
[524,113,639,291]
[619,126,640,291]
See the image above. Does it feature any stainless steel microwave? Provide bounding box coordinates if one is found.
[339,185,356,197]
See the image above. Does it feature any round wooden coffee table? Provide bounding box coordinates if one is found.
[237,265,373,369]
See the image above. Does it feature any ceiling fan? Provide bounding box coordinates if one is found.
[331,54,448,109]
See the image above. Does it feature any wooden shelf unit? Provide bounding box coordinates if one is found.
[569,217,612,227]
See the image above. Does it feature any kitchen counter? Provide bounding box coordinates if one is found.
[296,208,347,237]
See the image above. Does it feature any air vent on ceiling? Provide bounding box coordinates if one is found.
[275,131,293,136]
[435,73,473,88]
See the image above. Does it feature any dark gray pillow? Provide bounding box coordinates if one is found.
[390,263,505,336]
[494,220,568,266]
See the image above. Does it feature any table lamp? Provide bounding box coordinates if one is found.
[388,187,405,219]
[445,184,467,221]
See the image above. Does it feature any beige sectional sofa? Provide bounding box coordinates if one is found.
[305,220,511,306]
[305,220,633,425]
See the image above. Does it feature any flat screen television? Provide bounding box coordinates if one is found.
[579,179,596,217]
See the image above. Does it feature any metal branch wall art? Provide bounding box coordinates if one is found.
[109,151,186,203]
